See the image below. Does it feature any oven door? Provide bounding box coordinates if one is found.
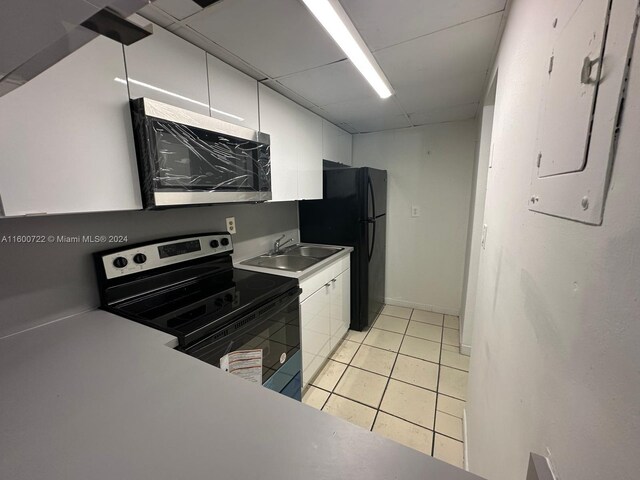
[131,97,271,208]
[182,287,302,400]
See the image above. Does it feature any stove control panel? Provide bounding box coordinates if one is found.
[100,233,233,280]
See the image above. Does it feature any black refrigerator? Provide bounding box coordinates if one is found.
[299,165,387,331]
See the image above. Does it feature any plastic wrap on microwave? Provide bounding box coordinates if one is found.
[130,98,271,208]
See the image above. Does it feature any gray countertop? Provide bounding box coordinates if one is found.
[0,310,483,480]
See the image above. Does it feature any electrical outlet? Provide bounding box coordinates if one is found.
[411,206,421,217]
[481,224,488,249]
[226,216,236,235]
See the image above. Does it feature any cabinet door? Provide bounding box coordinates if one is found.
[300,284,331,388]
[330,268,351,350]
[258,84,299,201]
[207,54,259,130]
[0,37,142,217]
[339,129,353,166]
[124,21,209,115]
[322,120,353,166]
[297,109,323,200]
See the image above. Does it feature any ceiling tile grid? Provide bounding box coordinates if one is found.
[137,0,507,133]
[186,0,346,78]
[340,0,507,51]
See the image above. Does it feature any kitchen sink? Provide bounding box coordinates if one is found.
[286,245,342,259]
[240,244,344,272]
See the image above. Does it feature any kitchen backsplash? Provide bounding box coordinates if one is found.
[0,202,299,338]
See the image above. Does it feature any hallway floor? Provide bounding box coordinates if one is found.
[302,305,469,468]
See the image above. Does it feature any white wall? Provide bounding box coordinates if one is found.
[353,121,477,315]
[460,88,495,354]
[466,0,640,479]
[0,202,299,339]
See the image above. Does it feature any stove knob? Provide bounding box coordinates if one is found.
[112,256,128,269]
[133,253,147,264]
[220,238,230,247]
[209,239,219,248]
[224,294,233,303]
[214,298,224,307]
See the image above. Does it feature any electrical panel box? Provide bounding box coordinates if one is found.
[529,0,639,225]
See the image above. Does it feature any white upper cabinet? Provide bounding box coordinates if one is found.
[124,21,209,115]
[322,120,353,166]
[297,108,323,200]
[258,84,299,201]
[0,37,142,217]
[258,84,323,202]
[206,54,259,130]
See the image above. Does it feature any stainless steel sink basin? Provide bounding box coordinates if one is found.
[242,255,318,272]
[240,245,344,272]
[286,245,342,259]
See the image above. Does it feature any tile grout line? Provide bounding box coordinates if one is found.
[308,307,467,462]
[367,309,411,433]
[431,313,446,457]
[318,310,383,412]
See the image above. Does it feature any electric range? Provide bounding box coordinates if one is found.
[94,232,302,400]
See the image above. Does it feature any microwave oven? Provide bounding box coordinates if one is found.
[130,98,271,208]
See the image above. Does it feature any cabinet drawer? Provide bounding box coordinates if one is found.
[300,253,351,302]
[335,255,351,276]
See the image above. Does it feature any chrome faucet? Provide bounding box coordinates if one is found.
[272,234,293,255]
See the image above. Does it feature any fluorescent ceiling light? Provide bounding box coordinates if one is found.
[301,0,393,99]
[114,77,245,122]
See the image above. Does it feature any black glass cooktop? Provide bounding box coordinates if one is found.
[110,268,297,345]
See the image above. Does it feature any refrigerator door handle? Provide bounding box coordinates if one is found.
[368,176,377,219]
[368,218,376,261]
[367,176,377,261]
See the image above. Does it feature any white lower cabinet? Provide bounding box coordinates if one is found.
[330,269,350,349]
[300,255,351,388]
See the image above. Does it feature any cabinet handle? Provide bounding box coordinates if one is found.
[331,279,337,283]
[325,283,331,287]
[581,56,600,84]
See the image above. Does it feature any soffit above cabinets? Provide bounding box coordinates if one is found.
[137,0,508,133]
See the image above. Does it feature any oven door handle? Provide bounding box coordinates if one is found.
[183,287,301,354]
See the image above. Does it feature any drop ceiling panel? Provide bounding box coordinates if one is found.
[186,0,345,78]
[395,71,487,114]
[409,103,478,126]
[261,79,321,112]
[169,25,267,80]
[137,4,176,27]
[341,0,506,50]
[276,60,376,106]
[152,0,202,20]
[322,97,411,133]
[374,12,503,88]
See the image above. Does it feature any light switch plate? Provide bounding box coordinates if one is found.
[411,206,421,217]
[226,216,236,235]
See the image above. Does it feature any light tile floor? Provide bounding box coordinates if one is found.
[302,305,469,469]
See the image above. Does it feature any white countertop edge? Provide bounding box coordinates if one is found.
[233,243,353,281]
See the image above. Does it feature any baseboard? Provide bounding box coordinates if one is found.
[463,408,469,471]
[384,297,460,316]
